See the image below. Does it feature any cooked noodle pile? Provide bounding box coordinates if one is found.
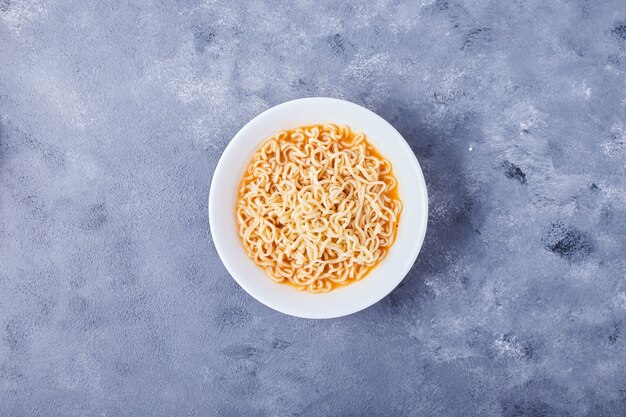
[236,124,402,293]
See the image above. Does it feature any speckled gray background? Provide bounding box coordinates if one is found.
[1,0,625,416]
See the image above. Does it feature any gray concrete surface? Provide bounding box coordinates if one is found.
[1,0,626,415]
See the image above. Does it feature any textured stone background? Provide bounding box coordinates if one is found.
[1,0,626,416]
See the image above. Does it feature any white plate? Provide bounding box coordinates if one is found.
[209,97,428,319]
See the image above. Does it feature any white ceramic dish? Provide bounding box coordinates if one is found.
[209,97,428,319]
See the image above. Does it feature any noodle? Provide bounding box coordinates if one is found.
[236,124,402,293]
